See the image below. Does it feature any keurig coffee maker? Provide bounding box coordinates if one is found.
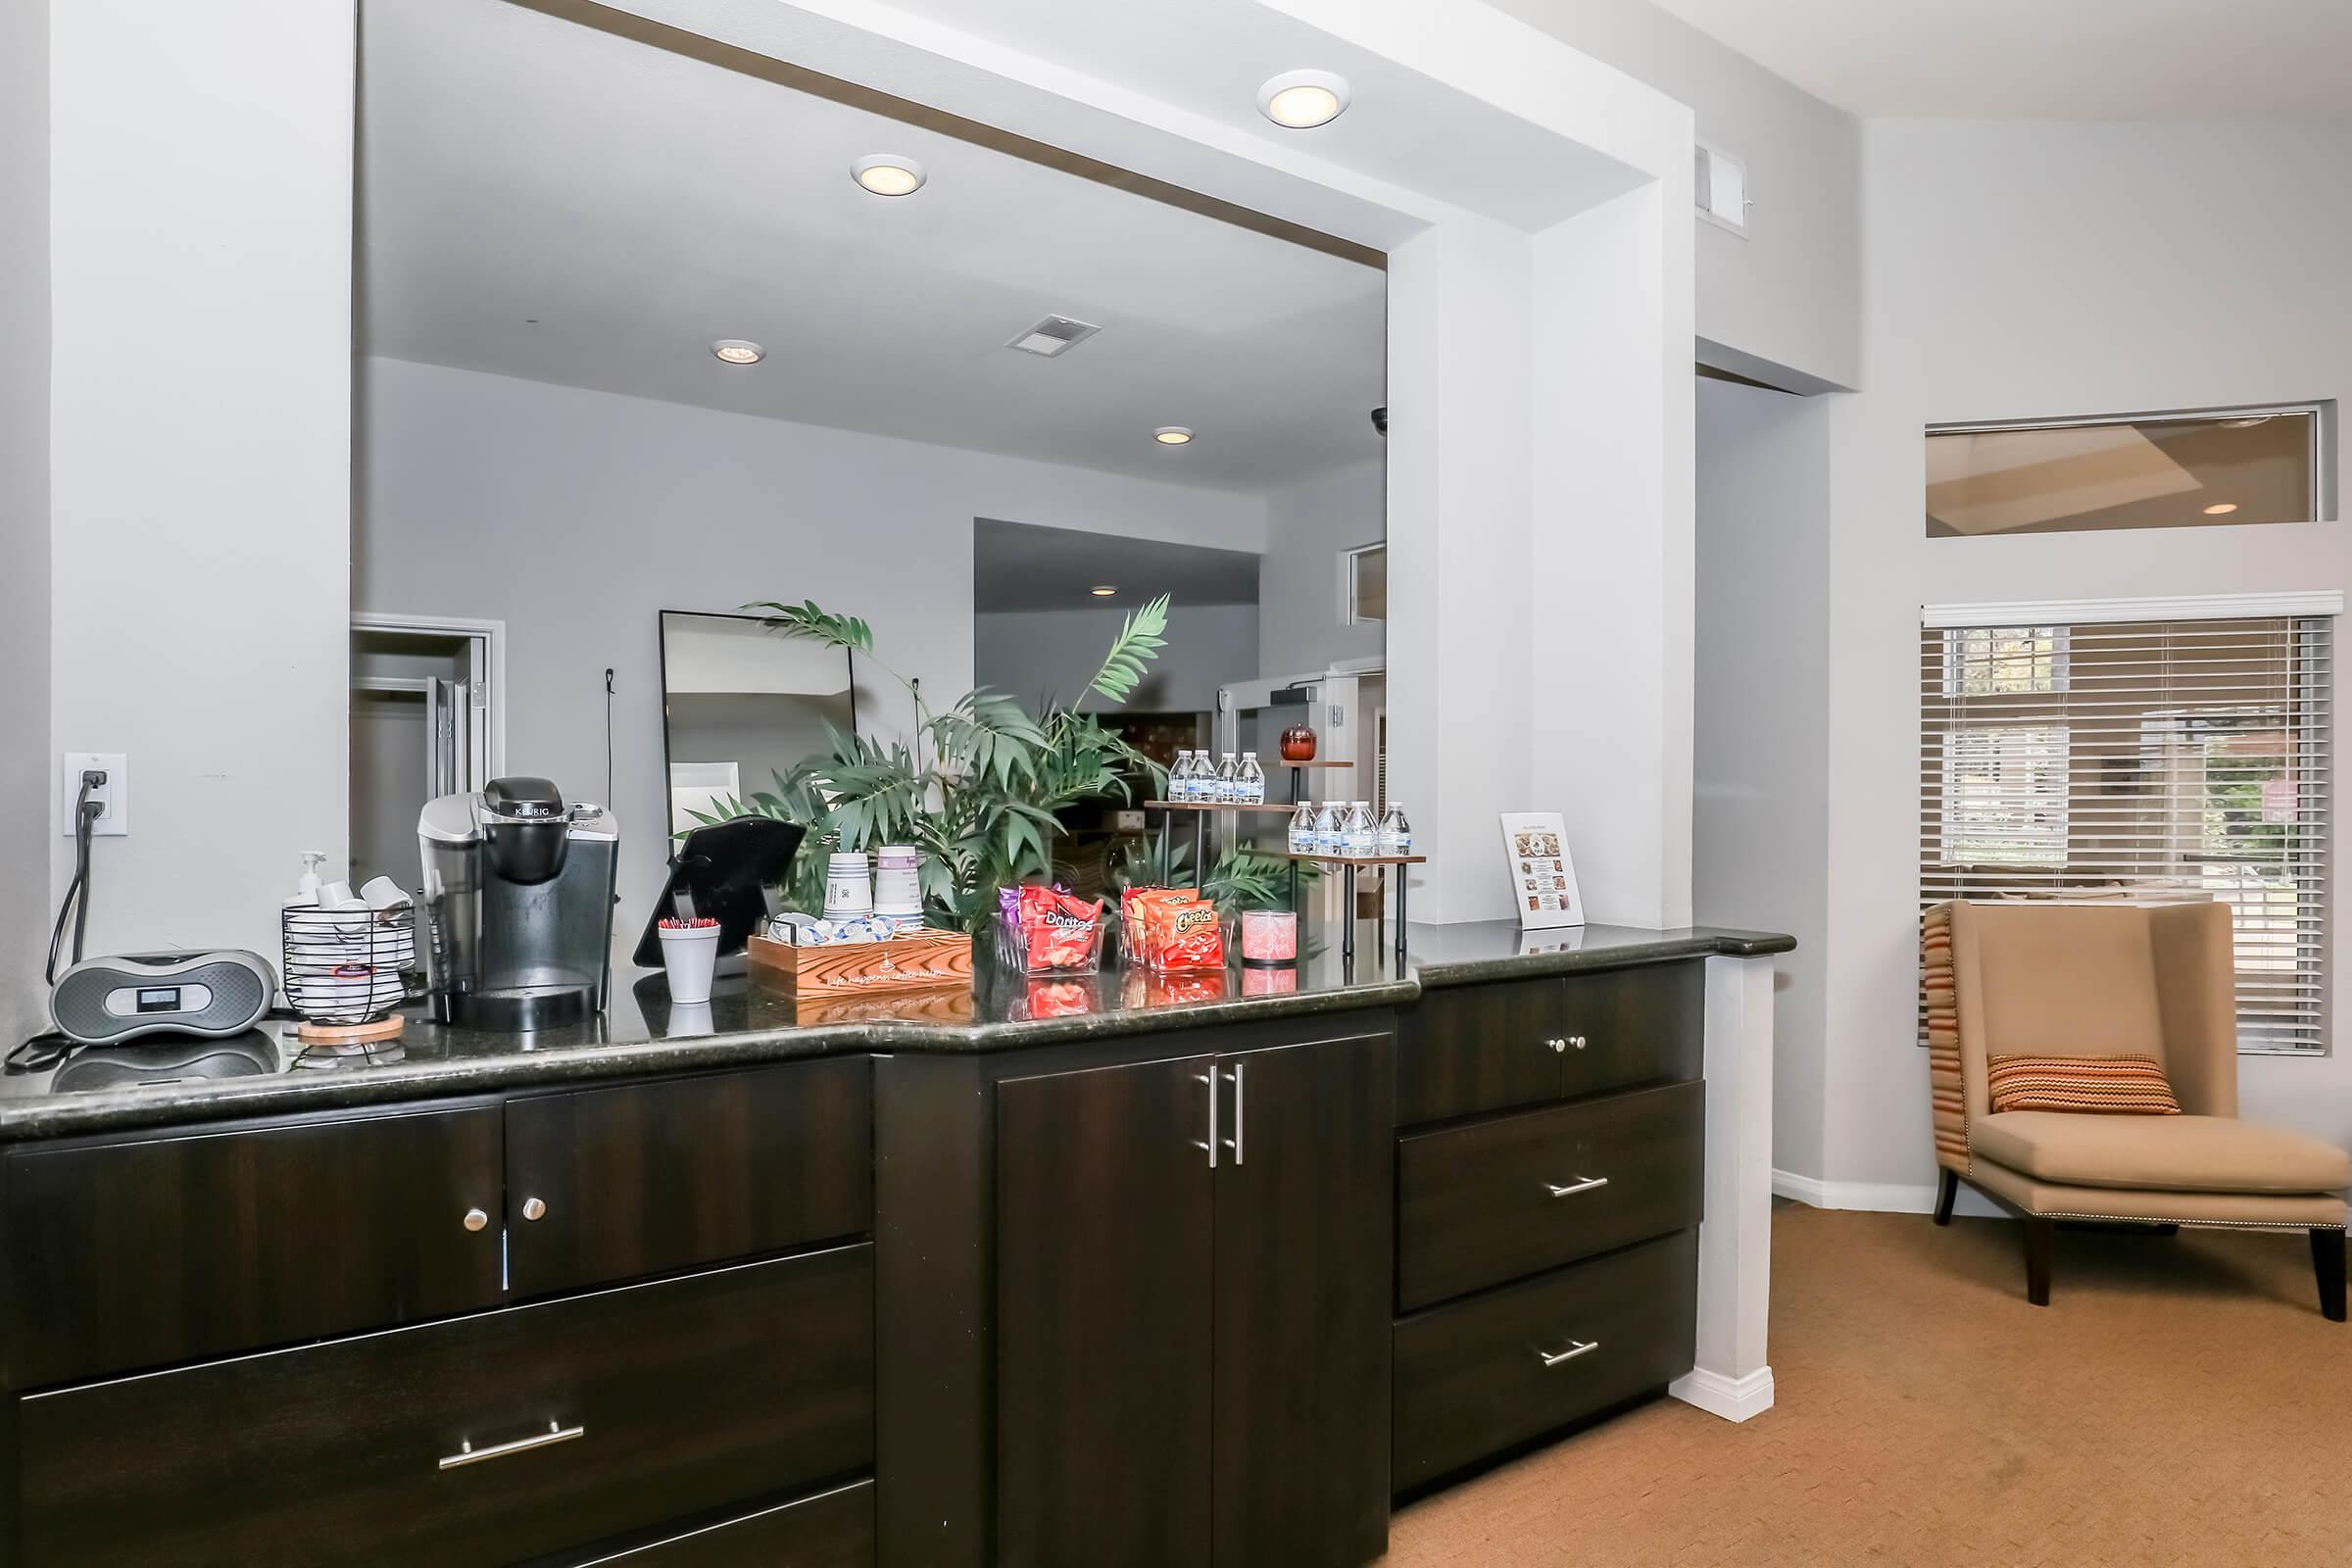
[417,777,617,1030]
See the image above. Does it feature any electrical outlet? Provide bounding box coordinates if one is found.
[60,754,128,837]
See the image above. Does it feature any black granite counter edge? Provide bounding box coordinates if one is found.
[1406,928,1797,988]
[0,978,1422,1145]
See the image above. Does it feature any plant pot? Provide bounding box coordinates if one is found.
[658,922,722,1006]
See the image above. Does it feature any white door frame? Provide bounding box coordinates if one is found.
[352,611,508,783]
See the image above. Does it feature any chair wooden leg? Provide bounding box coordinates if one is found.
[2023,1216,2053,1306]
[1933,1168,1958,1226]
[2312,1228,2346,1322]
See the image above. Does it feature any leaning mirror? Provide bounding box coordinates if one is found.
[659,611,857,838]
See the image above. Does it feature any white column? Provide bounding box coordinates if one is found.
[1673,952,1778,1422]
[48,0,356,963]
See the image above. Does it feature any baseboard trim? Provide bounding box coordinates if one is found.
[1772,1168,2002,1219]
[1670,1365,1774,1423]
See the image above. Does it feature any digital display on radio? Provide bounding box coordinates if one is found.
[135,987,183,1013]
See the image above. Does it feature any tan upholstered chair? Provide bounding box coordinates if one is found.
[1923,900,2351,1317]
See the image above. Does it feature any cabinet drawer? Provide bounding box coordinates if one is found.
[1,1102,504,1390]
[20,1246,874,1567]
[1396,1080,1702,1311]
[1396,978,1564,1124]
[507,1056,871,1298]
[1556,962,1702,1102]
[1396,964,1704,1126]
[1393,1230,1696,1491]
[546,1479,872,1567]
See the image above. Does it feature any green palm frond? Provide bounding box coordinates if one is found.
[1087,593,1170,704]
[746,599,874,656]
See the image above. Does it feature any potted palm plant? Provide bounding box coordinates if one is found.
[681,594,1293,932]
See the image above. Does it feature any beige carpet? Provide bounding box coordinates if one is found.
[1387,1204,2352,1566]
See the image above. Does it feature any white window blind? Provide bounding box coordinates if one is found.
[1920,612,2333,1055]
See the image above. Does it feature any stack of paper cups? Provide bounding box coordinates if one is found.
[824,853,874,918]
[874,844,923,917]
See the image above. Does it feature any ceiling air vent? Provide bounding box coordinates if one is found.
[1005,315,1102,358]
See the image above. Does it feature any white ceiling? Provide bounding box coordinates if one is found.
[1644,0,2352,122]
[358,0,1388,495]
[973,519,1260,613]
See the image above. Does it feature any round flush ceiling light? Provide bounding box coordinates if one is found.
[2203,502,2240,514]
[1153,426,1195,446]
[1256,70,1350,129]
[1091,585,1118,597]
[852,154,927,197]
[710,339,764,365]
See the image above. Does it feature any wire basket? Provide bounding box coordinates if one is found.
[282,901,416,1026]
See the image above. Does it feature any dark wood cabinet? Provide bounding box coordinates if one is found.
[1396,963,1702,1127]
[0,1102,504,1390]
[1396,1080,1704,1310]
[995,1030,1395,1568]
[1393,1230,1698,1490]
[18,1246,874,1566]
[1211,1034,1395,1568]
[506,1057,871,1298]
[535,1479,874,1566]
[996,1053,1217,1567]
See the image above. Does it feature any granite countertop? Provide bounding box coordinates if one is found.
[0,921,1789,1143]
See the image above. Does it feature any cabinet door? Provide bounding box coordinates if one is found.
[1212,1031,1396,1568]
[1,1103,504,1390]
[996,1055,1216,1568]
[505,1058,870,1299]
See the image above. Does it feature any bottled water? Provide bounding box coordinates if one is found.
[1341,800,1377,858]
[1287,801,1317,854]
[1214,753,1240,804]
[1237,753,1265,806]
[1312,801,1343,855]
[1376,801,1412,855]
[1169,751,1197,802]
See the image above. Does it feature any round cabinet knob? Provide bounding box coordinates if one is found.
[1573,1036,1589,1051]
[1548,1037,1567,1054]
[521,1197,548,1222]
[462,1207,489,1233]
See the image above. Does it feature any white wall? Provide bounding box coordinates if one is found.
[0,0,51,1041]
[47,0,355,970]
[1258,459,1385,679]
[1693,375,1832,1182]
[1484,0,1861,392]
[1818,121,2352,1193]
[358,357,1265,936]
[978,604,1262,718]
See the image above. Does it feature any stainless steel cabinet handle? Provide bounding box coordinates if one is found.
[1544,1175,1609,1199]
[521,1197,547,1222]
[1545,1037,1566,1054]
[1195,1070,1218,1168]
[1222,1064,1245,1165]
[1539,1340,1599,1368]
[438,1420,583,1470]
[1571,1035,1589,1051]
[462,1207,489,1233]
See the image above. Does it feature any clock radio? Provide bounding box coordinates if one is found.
[48,951,278,1045]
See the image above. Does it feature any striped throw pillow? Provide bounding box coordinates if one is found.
[1986,1054,2181,1116]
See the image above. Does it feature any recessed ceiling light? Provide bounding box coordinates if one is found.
[852,154,926,197]
[711,339,763,365]
[2203,502,2240,514]
[1257,70,1350,129]
[1091,585,1117,597]
[1153,426,1195,446]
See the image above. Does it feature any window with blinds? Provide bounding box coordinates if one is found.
[1919,612,2332,1054]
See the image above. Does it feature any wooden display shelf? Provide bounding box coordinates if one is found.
[1279,852,1426,866]
[1143,801,1297,813]
[1277,759,1351,767]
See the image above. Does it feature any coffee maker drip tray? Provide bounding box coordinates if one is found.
[449,984,595,1033]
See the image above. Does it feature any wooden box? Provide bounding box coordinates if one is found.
[746,929,974,1000]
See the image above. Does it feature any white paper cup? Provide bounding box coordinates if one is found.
[658,923,722,1006]
[824,853,874,918]
[873,844,923,916]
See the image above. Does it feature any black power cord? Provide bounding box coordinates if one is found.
[44,771,105,985]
